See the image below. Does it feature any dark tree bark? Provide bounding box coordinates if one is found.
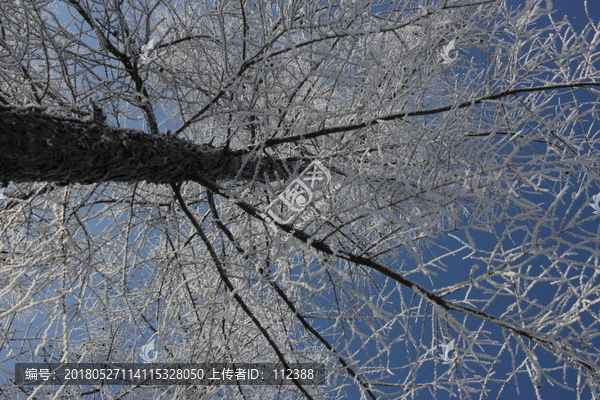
[0,105,296,185]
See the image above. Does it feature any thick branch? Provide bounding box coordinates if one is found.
[0,105,298,184]
[206,191,378,400]
[171,184,315,400]
[261,82,600,148]
[66,0,160,135]
[196,178,598,378]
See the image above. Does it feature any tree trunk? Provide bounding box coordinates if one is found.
[0,105,291,185]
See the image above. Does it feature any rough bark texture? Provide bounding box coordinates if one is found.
[0,105,293,185]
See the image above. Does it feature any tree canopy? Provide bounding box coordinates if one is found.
[1,0,600,398]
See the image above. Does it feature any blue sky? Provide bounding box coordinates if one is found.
[337,1,600,398]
